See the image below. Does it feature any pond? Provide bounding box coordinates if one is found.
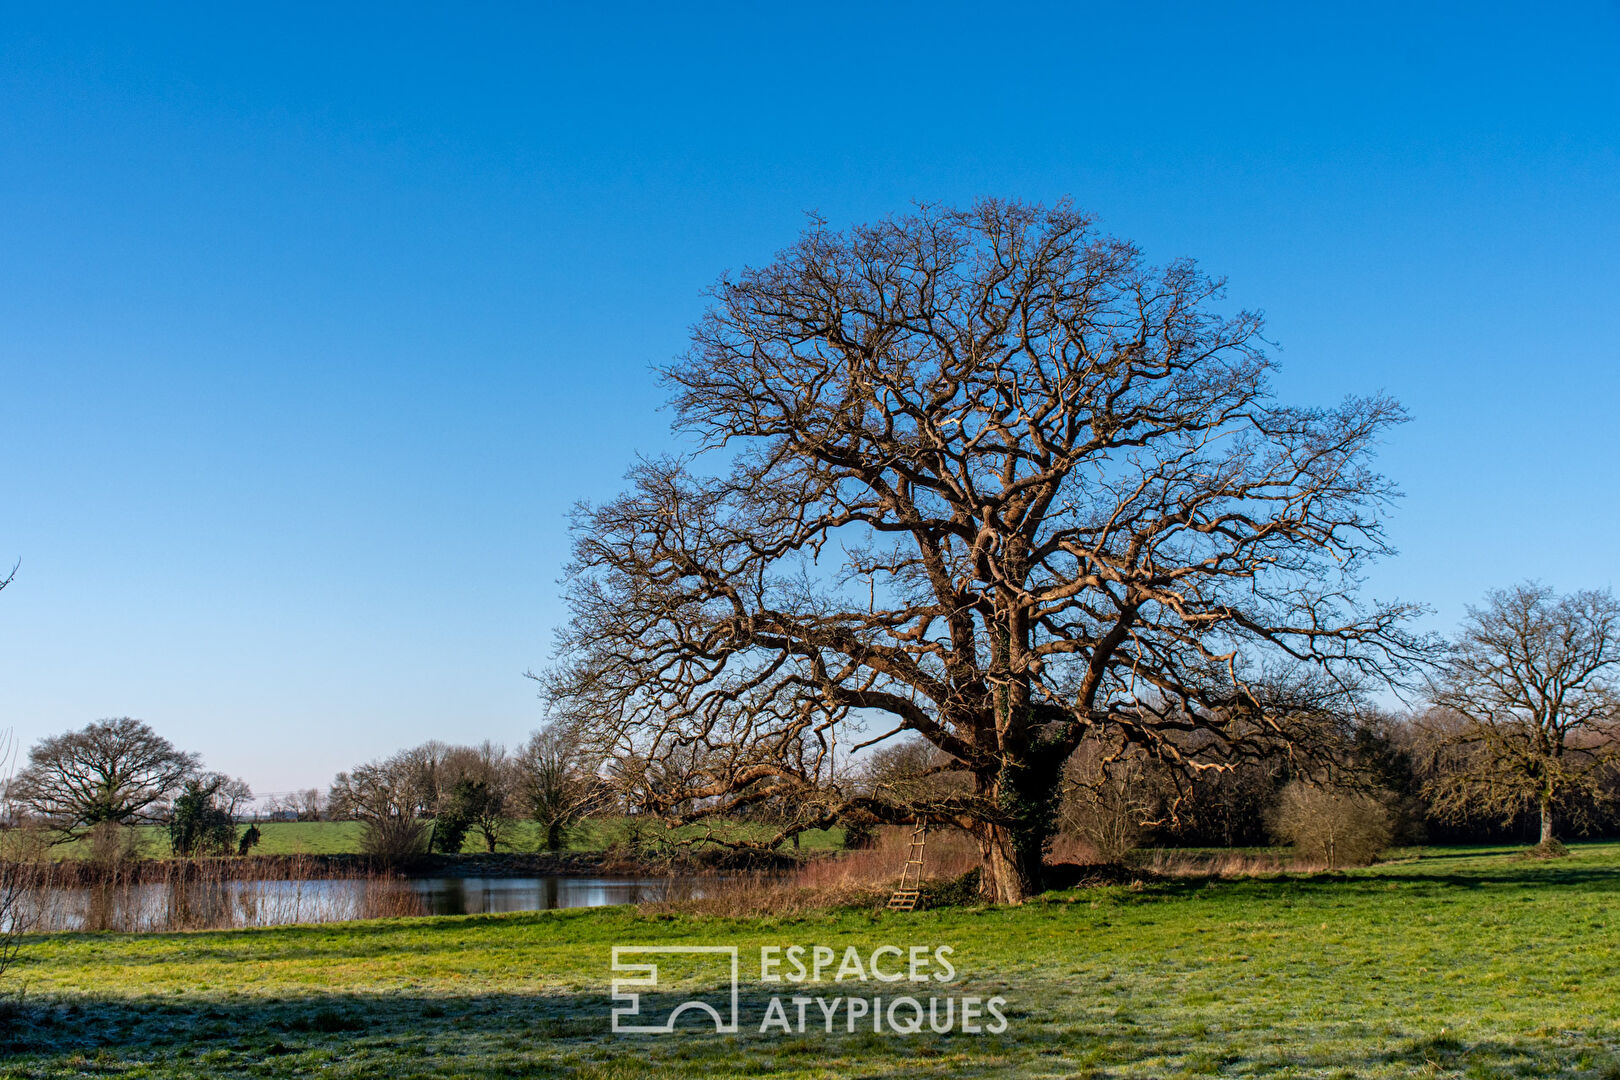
[18,874,705,933]
[410,875,686,914]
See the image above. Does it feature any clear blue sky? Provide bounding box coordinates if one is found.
[2,3,1616,795]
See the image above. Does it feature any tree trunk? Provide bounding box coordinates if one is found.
[975,821,1044,904]
[974,756,1064,904]
[1539,798,1556,846]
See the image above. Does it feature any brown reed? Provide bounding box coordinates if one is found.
[8,851,424,932]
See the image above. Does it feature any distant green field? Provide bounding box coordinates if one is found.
[237,820,365,855]
[73,818,848,858]
[7,843,1620,1077]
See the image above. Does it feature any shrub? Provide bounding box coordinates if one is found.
[1526,837,1570,859]
[430,783,474,854]
[358,815,429,863]
[918,867,982,908]
[1268,781,1393,868]
[168,779,238,856]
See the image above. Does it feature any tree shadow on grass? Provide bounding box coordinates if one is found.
[1377,867,1620,892]
[6,987,1620,1079]
[1106,862,1620,903]
[2,986,1030,1079]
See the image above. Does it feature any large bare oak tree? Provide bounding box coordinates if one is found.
[9,717,199,841]
[1424,582,1620,846]
[544,200,1423,902]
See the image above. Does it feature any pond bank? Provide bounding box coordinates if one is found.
[8,846,819,885]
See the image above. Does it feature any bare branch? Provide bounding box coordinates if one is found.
[543,199,1430,901]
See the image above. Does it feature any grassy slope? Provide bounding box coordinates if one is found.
[5,844,1620,1078]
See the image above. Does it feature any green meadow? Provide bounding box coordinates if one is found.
[5,843,1620,1078]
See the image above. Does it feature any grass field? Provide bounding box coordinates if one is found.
[5,843,1620,1078]
[78,818,848,858]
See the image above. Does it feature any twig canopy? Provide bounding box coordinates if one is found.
[543,200,1426,901]
[1424,583,1620,845]
[9,717,199,840]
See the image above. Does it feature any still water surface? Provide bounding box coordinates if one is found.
[26,875,701,932]
[409,875,682,914]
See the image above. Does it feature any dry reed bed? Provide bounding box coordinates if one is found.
[5,855,424,932]
[1133,848,1329,877]
[638,832,1340,916]
[639,827,986,917]
[3,853,399,887]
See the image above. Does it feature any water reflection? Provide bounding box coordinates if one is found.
[409,876,683,915]
[19,875,699,932]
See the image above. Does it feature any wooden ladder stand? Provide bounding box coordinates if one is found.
[886,822,927,911]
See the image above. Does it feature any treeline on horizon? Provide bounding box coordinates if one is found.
[5,693,1620,862]
[3,568,1617,867]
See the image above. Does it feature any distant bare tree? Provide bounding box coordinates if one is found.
[292,788,325,821]
[10,718,199,841]
[201,772,254,821]
[1060,739,1165,862]
[1268,779,1392,868]
[329,753,430,861]
[542,199,1427,901]
[392,741,453,818]
[333,741,522,855]
[1424,583,1620,848]
[513,724,604,852]
[265,788,326,821]
[440,742,514,852]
